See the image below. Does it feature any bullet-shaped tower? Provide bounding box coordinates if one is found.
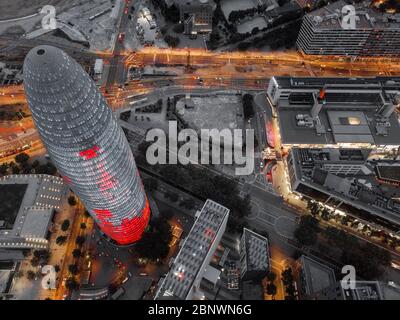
[23,45,149,245]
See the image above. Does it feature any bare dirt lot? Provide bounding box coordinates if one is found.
[0,0,67,20]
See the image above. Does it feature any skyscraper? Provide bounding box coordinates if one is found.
[23,45,150,245]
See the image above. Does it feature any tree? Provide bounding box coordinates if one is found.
[11,165,20,174]
[294,215,319,247]
[15,152,29,164]
[165,4,180,23]
[320,208,331,221]
[27,270,35,280]
[238,41,251,51]
[164,35,180,48]
[143,178,158,193]
[65,277,79,291]
[54,265,60,273]
[242,94,254,119]
[281,268,294,286]
[68,195,77,206]
[179,198,195,210]
[56,235,67,245]
[46,162,57,175]
[31,250,50,267]
[282,268,296,299]
[135,218,172,261]
[68,264,78,275]
[307,200,320,216]
[76,235,86,246]
[35,162,57,175]
[72,249,81,258]
[32,160,40,168]
[173,23,184,33]
[341,241,391,280]
[166,191,179,202]
[0,163,8,175]
[266,271,277,282]
[266,283,277,297]
[61,219,70,232]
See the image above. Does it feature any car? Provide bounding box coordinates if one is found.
[118,33,125,42]
[124,7,129,14]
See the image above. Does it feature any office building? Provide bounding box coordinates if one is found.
[23,45,149,246]
[239,228,270,281]
[0,174,64,250]
[287,147,400,232]
[293,255,337,300]
[296,0,400,56]
[267,76,400,149]
[155,199,229,300]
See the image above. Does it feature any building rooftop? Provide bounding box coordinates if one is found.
[300,255,337,296]
[0,175,64,250]
[241,228,269,273]
[271,76,400,91]
[0,270,11,294]
[307,0,400,30]
[155,199,229,300]
[342,281,384,300]
[290,147,400,230]
[376,163,400,184]
[269,77,400,146]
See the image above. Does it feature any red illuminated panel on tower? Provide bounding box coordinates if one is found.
[79,146,100,160]
[97,164,117,191]
[63,175,71,184]
[93,199,150,245]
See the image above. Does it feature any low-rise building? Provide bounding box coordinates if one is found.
[170,0,216,37]
[0,175,64,250]
[341,281,384,300]
[293,255,337,300]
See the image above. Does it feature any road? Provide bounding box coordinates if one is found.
[105,0,132,89]
[126,47,400,75]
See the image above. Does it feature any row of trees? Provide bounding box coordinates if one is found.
[307,199,400,250]
[0,108,29,121]
[157,164,252,221]
[294,213,391,279]
[136,140,252,227]
[151,0,180,23]
[282,268,296,300]
[265,271,277,298]
[228,5,269,24]
[323,226,391,280]
[243,93,254,119]
[0,153,57,176]
[164,35,180,48]
[135,217,172,261]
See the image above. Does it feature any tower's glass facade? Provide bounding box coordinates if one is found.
[23,45,149,245]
